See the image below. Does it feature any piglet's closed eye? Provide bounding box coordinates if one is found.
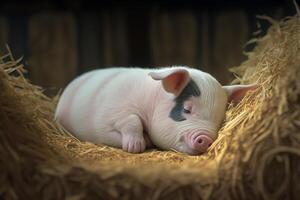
[223,84,258,103]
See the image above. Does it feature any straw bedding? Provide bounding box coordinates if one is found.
[1,13,300,200]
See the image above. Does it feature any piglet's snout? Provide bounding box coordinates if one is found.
[186,132,213,153]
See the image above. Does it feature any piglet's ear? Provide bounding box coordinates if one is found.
[223,84,258,103]
[149,68,190,96]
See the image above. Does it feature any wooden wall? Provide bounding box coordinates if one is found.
[0,17,8,56]
[0,4,292,92]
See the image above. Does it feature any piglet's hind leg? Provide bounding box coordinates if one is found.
[114,114,146,153]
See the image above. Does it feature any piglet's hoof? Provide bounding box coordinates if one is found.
[122,136,146,153]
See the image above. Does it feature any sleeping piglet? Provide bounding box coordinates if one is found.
[55,66,256,155]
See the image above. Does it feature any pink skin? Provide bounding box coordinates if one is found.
[85,71,121,134]
[55,67,256,155]
[184,131,213,154]
[148,68,256,155]
[55,73,92,133]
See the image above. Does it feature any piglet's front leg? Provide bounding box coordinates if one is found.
[114,114,146,153]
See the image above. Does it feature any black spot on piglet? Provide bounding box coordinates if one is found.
[169,79,200,122]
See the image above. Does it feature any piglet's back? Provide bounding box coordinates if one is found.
[55,68,149,140]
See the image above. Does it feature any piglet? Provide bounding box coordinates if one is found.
[55,66,256,155]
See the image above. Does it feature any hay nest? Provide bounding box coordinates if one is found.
[1,13,300,200]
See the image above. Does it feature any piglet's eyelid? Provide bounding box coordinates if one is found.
[183,102,193,110]
[183,108,191,114]
[183,103,193,113]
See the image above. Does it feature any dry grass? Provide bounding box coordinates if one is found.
[1,12,300,200]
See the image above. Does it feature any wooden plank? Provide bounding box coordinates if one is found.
[100,11,114,67]
[176,12,198,67]
[110,8,129,66]
[28,12,78,90]
[198,11,213,73]
[78,9,128,72]
[8,15,28,60]
[127,8,150,67]
[212,10,249,84]
[0,17,8,56]
[78,12,102,73]
[84,9,128,68]
[150,10,198,68]
[150,11,174,66]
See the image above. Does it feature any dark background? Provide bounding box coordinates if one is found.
[0,0,297,92]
